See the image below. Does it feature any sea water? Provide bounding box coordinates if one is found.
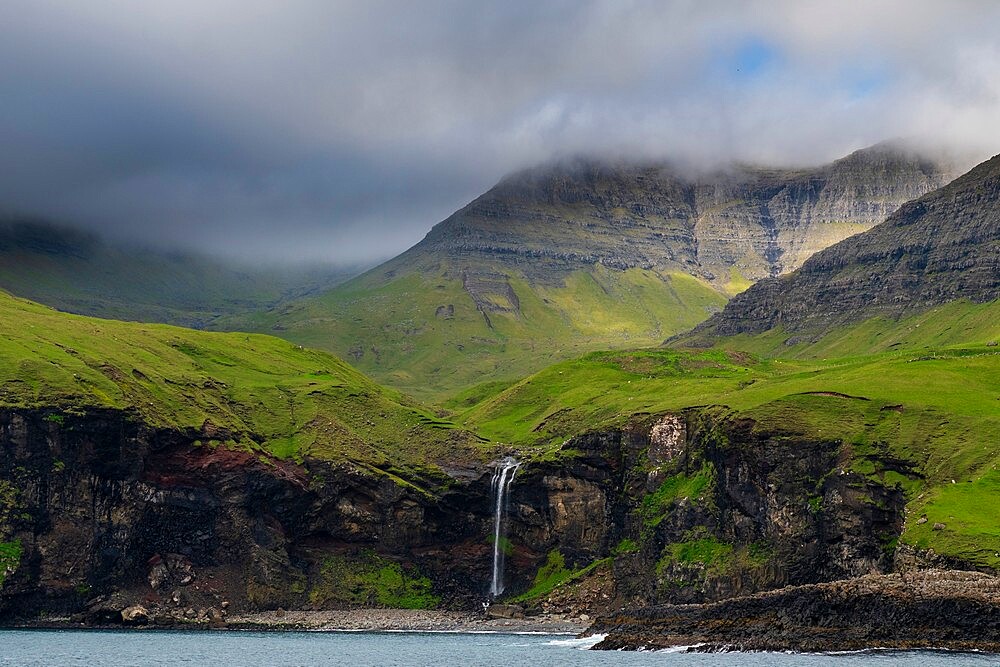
[1,630,997,667]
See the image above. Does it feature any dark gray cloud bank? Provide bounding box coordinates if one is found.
[1,0,999,263]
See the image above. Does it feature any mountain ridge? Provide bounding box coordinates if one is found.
[690,152,1000,340]
[414,141,959,288]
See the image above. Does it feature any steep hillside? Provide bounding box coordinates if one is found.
[0,221,356,328]
[233,143,957,399]
[692,152,1000,340]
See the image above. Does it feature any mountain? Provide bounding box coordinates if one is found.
[3,181,1000,628]
[0,220,358,328]
[692,151,1000,342]
[231,143,959,399]
[420,141,956,290]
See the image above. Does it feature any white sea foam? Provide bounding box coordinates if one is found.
[545,633,607,650]
[654,643,706,653]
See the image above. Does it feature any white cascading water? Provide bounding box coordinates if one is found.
[489,457,520,597]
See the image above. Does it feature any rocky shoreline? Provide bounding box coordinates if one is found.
[591,570,1000,653]
[11,570,1000,655]
[227,608,586,634]
[7,607,586,635]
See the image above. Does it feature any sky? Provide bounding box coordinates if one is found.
[1,0,999,264]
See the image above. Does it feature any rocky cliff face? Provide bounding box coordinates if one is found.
[0,408,501,622]
[695,152,1000,338]
[502,408,910,613]
[418,142,958,290]
[0,402,922,624]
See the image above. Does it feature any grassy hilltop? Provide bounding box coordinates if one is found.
[0,290,481,472]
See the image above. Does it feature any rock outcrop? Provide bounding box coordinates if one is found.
[592,570,1000,653]
[504,408,910,611]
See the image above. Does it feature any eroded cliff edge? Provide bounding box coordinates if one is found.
[1,401,952,629]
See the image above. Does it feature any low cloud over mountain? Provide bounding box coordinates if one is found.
[2,0,998,262]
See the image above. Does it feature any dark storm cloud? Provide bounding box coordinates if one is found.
[1,1,999,263]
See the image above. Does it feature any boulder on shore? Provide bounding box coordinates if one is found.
[121,605,150,625]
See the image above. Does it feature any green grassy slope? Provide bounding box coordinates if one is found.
[456,302,1000,568]
[706,300,1000,360]
[0,290,482,471]
[224,259,726,402]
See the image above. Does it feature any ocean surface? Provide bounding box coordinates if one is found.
[1,629,997,666]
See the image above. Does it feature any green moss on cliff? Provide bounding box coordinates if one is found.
[656,534,774,595]
[509,550,612,603]
[667,536,734,568]
[511,550,572,602]
[309,553,439,609]
[0,539,21,586]
[658,531,761,576]
[641,466,714,528]
[612,538,640,555]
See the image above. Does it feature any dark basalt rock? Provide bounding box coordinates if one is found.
[0,408,502,621]
[591,570,1000,653]
[502,409,911,610]
[0,403,948,628]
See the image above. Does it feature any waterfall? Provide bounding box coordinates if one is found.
[489,456,520,598]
